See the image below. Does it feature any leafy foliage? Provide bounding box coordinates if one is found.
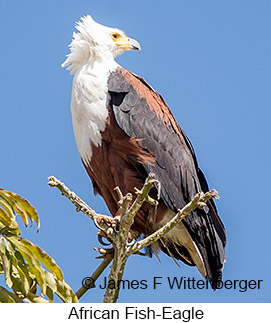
[0,189,78,303]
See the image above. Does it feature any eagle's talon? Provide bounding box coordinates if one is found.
[98,235,112,246]
[93,216,104,230]
[97,229,107,238]
[94,214,119,230]
[126,238,136,246]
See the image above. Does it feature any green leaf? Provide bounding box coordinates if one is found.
[14,250,36,294]
[24,292,49,303]
[0,208,12,226]
[0,226,20,237]
[0,286,23,303]
[20,250,47,296]
[0,188,77,303]
[0,195,16,229]
[28,278,37,295]
[55,279,78,303]
[9,274,25,297]
[0,208,20,235]
[4,240,31,296]
[16,266,31,295]
[45,285,54,303]
[0,195,15,217]
[12,248,38,297]
[0,190,40,230]
[44,271,57,293]
[0,243,12,287]
[7,237,47,295]
[8,237,63,281]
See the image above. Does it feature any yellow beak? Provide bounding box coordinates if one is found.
[116,37,141,52]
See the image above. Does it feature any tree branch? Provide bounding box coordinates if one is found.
[119,173,157,244]
[48,176,98,220]
[48,174,219,303]
[129,190,219,255]
[48,176,116,241]
[76,251,113,300]
[103,173,157,303]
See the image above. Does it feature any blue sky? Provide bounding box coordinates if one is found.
[0,0,270,302]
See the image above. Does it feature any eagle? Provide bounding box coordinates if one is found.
[62,15,226,288]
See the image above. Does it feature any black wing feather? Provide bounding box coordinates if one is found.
[108,68,226,286]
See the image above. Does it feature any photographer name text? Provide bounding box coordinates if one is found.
[82,276,263,293]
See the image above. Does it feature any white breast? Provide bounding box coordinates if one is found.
[70,60,117,162]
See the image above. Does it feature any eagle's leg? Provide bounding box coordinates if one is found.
[95,208,136,246]
[96,227,134,246]
[94,212,120,246]
[95,209,121,231]
[93,214,119,246]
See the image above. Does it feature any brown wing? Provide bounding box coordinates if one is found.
[108,67,226,288]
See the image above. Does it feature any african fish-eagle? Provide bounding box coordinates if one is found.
[62,15,226,288]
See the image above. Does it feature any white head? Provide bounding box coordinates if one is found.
[62,15,140,74]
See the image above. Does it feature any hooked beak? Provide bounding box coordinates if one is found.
[116,37,141,52]
[127,38,141,51]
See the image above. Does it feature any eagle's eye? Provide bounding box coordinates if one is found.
[111,32,120,40]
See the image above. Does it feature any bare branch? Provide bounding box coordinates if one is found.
[103,173,158,303]
[119,173,157,239]
[129,190,219,255]
[48,176,98,220]
[76,251,113,300]
[48,176,116,241]
[49,174,219,303]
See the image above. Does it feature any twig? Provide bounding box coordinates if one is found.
[103,173,157,303]
[48,176,98,220]
[129,190,219,255]
[49,174,219,303]
[48,176,116,241]
[119,173,157,242]
[76,251,113,299]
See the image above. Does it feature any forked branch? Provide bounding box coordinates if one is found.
[129,190,219,255]
[48,174,219,303]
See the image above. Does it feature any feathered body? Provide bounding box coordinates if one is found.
[62,15,226,288]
